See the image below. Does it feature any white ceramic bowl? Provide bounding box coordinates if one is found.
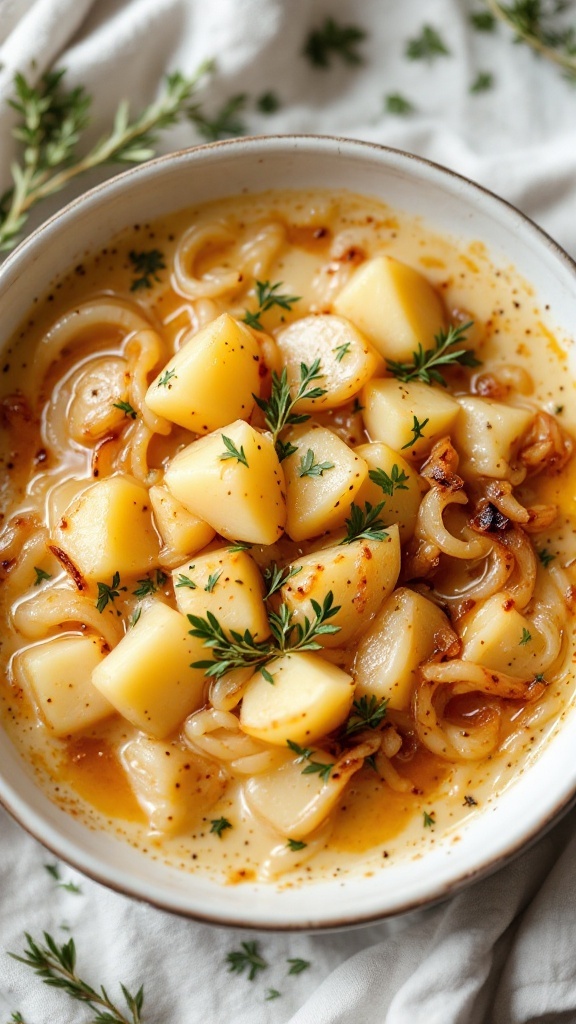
[1,136,576,930]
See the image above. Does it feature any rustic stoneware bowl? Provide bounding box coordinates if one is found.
[1,136,575,929]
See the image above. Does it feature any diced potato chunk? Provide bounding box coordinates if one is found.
[361,379,461,462]
[282,423,368,541]
[281,527,400,647]
[15,635,114,736]
[173,548,270,641]
[51,475,160,579]
[459,593,547,675]
[453,396,533,480]
[240,651,354,746]
[245,752,351,840]
[333,255,446,361]
[276,314,380,410]
[149,484,215,559]
[164,420,286,545]
[91,603,207,737]
[121,735,226,834]
[354,588,451,709]
[354,442,423,541]
[145,313,261,433]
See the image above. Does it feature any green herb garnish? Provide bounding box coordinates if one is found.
[254,359,326,460]
[204,571,222,594]
[257,91,281,113]
[210,817,232,838]
[33,566,52,586]
[226,941,268,981]
[189,93,247,141]
[287,958,311,975]
[538,548,556,568]
[368,464,409,496]
[520,627,532,645]
[243,279,300,332]
[262,563,302,600]
[157,368,176,387]
[219,434,249,468]
[299,448,335,478]
[344,695,389,736]
[286,740,334,783]
[303,17,366,68]
[333,341,351,362]
[385,92,416,115]
[175,572,197,590]
[386,321,478,386]
[423,811,436,828]
[9,931,144,1023]
[286,839,307,851]
[113,399,138,419]
[129,248,165,290]
[470,10,496,31]
[340,501,388,544]
[401,415,430,450]
[96,571,125,613]
[406,25,451,61]
[470,71,494,93]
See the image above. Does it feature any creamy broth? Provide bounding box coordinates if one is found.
[1,189,575,886]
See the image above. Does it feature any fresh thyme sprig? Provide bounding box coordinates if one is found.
[385,321,479,386]
[485,0,576,77]
[299,448,334,478]
[33,566,52,586]
[188,591,341,679]
[262,562,302,599]
[219,435,249,467]
[253,360,327,460]
[9,932,144,1024]
[243,279,300,332]
[128,249,166,290]
[0,63,213,252]
[401,415,430,450]
[113,399,138,419]
[96,571,126,613]
[344,695,389,736]
[340,502,388,545]
[368,464,409,496]
[189,93,248,141]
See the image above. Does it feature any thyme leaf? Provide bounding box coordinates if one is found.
[243,279,300,332]
[385,92,416,115]
[253,359,326,458]
[226,941,268,981]
[344,695,389,735]
[189,93,247,141]
[96,571,125,613]
[286,740,334,783]
[113,399,138,419]
[210,817,232,838]
[470,71,495,92]
[299,448,335,478]
[128,248,166,290]
[406,25,451,61]
[262,562,302,600]
[368,464,409,496]
[340,501,388,544]
[401,415,430,450]
[287,958,311,975]
[303,17,366,68]
[219,434,249,468]
[33,566,52,586]
[385,321,478,386]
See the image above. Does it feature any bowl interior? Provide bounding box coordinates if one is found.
[1,136,576,929]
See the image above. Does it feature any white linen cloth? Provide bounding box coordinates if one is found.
[1,2,576,1021]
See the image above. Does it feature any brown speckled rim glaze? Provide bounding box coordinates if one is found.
[1,135,576,931]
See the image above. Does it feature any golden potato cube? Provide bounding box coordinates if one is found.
[121,735,226,834]
[459,593,547,675]
[453,397,533,480]
[333,255,446,361]
[51,475,160,579]
[240,651,354,746]
[164,419,286,545]
[281,527,400,648]
[149,484,215,558]
[354,442,423,541]
[145,313,261,433]
[354,588,451,709]
[276,314,380,411]
[173,547,270,641]
[15,635,114,736]
[91,602,207,738]
[283,423,368,541]
[361,379,461,463]
[245,752,352,840]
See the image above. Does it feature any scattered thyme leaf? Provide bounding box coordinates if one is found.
[243,279,300,332]
[175,572,197,590]
[423,811,436,828]
[262,562,302,600]
[157,368,176,387]
[299,448,335,478]
[96,571,124,613]
[286,739,334,783]
[33,566,52,586]
[287,958,311,975]
[205,571,222,593]
[352,397,365,413]
[385,92,416,114]
[219,434,249,468]
[9,930,144,1023]
[265,989,282,1000]
[228,541,253,553]
[344,695,389,735]
[406,25,450,61]
[520,627,532,645]
[287,839,307,851]
[44,863,61,881]
[470,70,494,93]
[257,91,281,113]
[333,341,351,362]
[385,321,478,386]
[130,606,142,629]
[470,10,496,31]
[128,248,165,290]
[538,548,556,568]
[368,464,409,496]
[113,399,138,419]
[275,438,299,462]
[156,569,168,588]
[340,501,388,544]
[189,93,247,141]
[463,794,478,806]
[210,817,232,838]
[132,575,157,598]
[226,941,268,981]
[303,17,366,68]
[401,415,430,450]
[485,0,576,76]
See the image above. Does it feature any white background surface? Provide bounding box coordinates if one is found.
[1,2,576,1021]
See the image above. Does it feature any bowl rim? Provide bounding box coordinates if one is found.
[1,132,576,930]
